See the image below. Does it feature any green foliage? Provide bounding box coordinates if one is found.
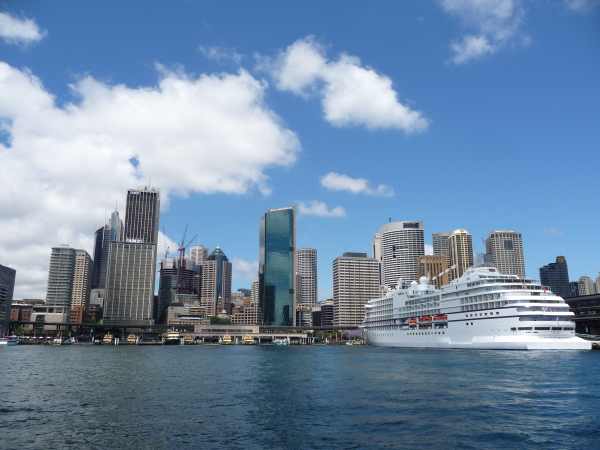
[210,316,232,324]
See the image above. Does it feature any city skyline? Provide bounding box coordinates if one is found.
[0,3,598,300]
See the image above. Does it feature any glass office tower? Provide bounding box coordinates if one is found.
[259,206,296,326]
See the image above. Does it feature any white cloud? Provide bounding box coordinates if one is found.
[0,62,300,298]
[425,244,434,255]
[564,0,599,14]
[198,45,244,64]
[261,36,429,132]
[298,201,346,218]
[231,257,258,281]
[440,0,526,64]
[540,227,566,236]
[0,11,46,45]
[157,230,179,259]
[320,172,395,197]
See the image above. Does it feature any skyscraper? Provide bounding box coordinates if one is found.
[157,258,198,324]
[124,187,160,244]
[103,186,160,326]
[0,264,16,335]
[201,247,232,315]
[539,256,570,298]
[259,206,296,326]
[45,245,77,321]
[333,252,380,328]
[379,221,424,288]
[448,229,474,280]
[190,245,209,265]
[92,210,123,289]
[432,232,451,267]
[485,231,525,277]
[69,249,93,323]
[296,248,317,305]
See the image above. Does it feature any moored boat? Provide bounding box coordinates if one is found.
[0,336,19,346]
[241,335,256,345]
[164,330,181,345]
[362,263,591,350]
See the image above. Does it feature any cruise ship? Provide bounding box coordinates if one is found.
[361,263,590,350]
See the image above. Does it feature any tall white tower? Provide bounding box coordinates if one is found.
[379,221,424,289]
[448,229,473,281]
[296,248,317,305]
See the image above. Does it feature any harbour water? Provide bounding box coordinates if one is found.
[1,345,599,449]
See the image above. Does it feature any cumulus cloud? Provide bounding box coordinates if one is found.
[0,11,46,45]
[564,0,599,14]
[157,230,179,259]
[298,201,346,218]
[320,172,395,197]
[231,257,258,281]
[425,244,434,255]
[198,44,244,64]
[0,62,300,298]
[260,36,429,132]
[440,0,527,64]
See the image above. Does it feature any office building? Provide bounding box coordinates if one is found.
[124,187,160,244]
[485,231,525,277]
[296,248,317,305]
[539,256,570,299]
[92,210,123,289]
[200,247,232,315]
[432,232,451,267]
[259,206,296,326]
[69,249,93,323]
[448,229,474,281]
[251,278,259,304]
[578,276,596,296]
[103,186,160,325]
[416,255,448,289]
[190,245,209,265]
[157,258,198,324]
[0,264,16,335]
[333,252,380,328]
[379,221,424,289]
[45,245,77,321]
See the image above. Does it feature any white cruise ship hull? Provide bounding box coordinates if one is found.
[364,330,590,350]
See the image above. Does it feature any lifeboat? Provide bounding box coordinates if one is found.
[408,319,418,324]
[419,316,432,323]
[433,314,448,321]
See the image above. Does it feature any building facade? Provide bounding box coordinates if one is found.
[200,247,232,315]
[296,248,317,305]
[124,187,160,245]
[448,229,474,281]
[190,245,209,266]
[259,206,297,326]
[333,252,380,328]
[0,264,16,335]
[45,245,77,321]
[432,232,451,267]
[578,276,596,296]
[157,258,199,324]
[379,221,424,289]
[92,210,123,289]
[485,231,525,277]
[539,256,570,299]
[69,249,93,323]
[416,255,449,289]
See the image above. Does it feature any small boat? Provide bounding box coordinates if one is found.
[274,338,288,345]
[183,335,195,345]
[102,333,113,344]
[241,335,256,345]
[0,336,19,346]
[221,334,234,345]
[62,338,73,345]
[126,334,137,344]
[346,340,354,345]
[164,330,181,345]
[53,338,63,345]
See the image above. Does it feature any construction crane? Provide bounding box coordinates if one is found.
[177,225,197,294]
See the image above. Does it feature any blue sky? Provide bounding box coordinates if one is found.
[0,1,598,299]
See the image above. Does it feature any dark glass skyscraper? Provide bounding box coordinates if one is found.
[259,206,296,326]
[92,210,123,289]
[539,256,570,298]
[0,263,16,335]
